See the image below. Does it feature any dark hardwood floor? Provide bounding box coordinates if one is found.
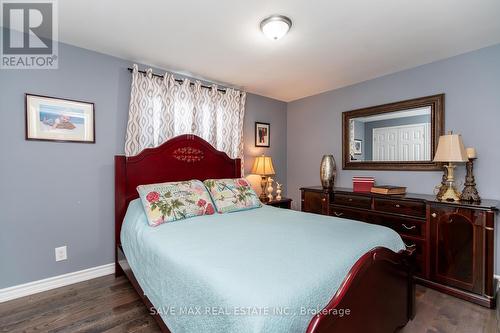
[0,275,498,333]
[400,286,499,333]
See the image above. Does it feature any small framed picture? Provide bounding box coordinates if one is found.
[26,94,95,143]
[353,139,362,155]
[255,122,270,147]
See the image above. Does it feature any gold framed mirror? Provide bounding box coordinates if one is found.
[342,94,444,171]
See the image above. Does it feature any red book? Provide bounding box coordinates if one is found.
[353,177,375,192]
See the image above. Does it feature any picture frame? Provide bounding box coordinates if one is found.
[255,122,270,147]
[25,94,95,143]
[353,139,363,155]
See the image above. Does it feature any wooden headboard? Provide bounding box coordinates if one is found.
[114,134,241,250]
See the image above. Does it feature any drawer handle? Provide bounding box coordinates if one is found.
[348,198,353,202]
[402,224,416,230]
[395,204,401,208]
[333,212,344,217]
[404,242,416,249]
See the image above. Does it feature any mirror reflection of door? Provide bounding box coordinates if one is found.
[373,123,430,161]
[350,106,431,162]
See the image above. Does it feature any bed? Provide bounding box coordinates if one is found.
[115,134,415,333]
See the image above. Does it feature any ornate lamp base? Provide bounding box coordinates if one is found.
[441,182,462,202]
[259,176,269,202]
[439,163,461,202]
[436,166,448,201]
[461,158,481,202]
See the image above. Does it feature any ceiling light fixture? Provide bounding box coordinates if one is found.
[260,15,292,40]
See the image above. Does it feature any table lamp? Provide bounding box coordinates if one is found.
[433,132,468,201]
[251,155,275,202]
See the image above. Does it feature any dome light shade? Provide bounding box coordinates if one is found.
[260,15,292,40]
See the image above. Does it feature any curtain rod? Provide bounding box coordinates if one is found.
[127,67,241,95]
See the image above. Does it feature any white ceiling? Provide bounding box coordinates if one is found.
[58,0,500,102]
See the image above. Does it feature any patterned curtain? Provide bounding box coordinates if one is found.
[125,65,246,165]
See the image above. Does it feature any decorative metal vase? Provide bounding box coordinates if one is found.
[320,155,337,189]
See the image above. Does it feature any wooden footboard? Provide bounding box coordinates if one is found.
[306,247,415,333]
[117,245,414,333]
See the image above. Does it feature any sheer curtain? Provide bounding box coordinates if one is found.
[125,65,246,164]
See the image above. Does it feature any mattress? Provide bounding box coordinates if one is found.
[121,199,405,333]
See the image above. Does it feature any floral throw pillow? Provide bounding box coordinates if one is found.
[137,180,215,227]
[203,178,261,214]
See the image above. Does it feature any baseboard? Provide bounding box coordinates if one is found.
[0,263,115,303]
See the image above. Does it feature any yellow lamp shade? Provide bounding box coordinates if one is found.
[433,133,468,162]
[251,155,275,176]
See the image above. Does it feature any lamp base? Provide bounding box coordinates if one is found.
[437,163,461,202]
[435,166,448,201]
[440,183,462,202]
[259,176,269,202]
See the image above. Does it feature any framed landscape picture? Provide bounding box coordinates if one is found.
[25,94,95,143]
[255,122,270,147]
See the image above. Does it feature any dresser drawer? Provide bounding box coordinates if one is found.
[333,193,372,209]
[329,205,368,222]
[374,198,426,218]
[376,215,425,237]
[401,236,426,277]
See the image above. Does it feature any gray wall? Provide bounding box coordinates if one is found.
[364,114,431,160]
[244,95,287,193]
[287,43,500,271]
[0,42,286,288]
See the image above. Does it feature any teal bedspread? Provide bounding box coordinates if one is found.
[121,199,405,333]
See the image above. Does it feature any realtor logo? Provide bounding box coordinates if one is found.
[1,0,58,69]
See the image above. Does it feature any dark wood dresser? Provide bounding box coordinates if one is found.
[300,186,499,308]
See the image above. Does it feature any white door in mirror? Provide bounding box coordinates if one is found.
[373,123,430,161]
[55,246,67,261]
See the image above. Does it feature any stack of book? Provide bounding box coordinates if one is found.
[352,176,375,192]
[370,185,407,195]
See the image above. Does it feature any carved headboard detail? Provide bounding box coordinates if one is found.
[172,147,205,162]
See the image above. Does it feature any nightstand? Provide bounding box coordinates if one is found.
[264,198,292,209]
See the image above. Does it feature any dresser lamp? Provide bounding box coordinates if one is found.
[251,155,275,202]
[433,132,468,201]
